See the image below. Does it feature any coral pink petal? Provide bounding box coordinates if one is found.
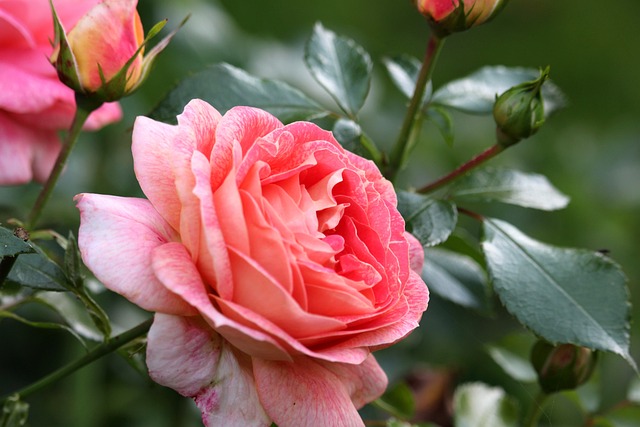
[75,194,195,315]
[406,232,425,274]
[333,271,429,351]
[176,99,222,159]
[146,314,271,427]
[151,242,292,361]
[318,355,388,408]
[253,357,374,427]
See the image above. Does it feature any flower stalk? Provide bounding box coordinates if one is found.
[0,318,153,405]
[26,94,102,230]
[523,391,548,427]
[386,34,444,181]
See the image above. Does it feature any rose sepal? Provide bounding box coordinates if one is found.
[125,14,190,95]
[48,0,82,92]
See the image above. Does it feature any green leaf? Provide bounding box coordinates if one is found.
[397,191,457,247]
[383,54,432,104]
[0,227,33,257]
[485,333,537,382]
[36,292,104,342]
[64,232,82,290]
[453,383,518,427]
[482,218,634,368]
[431,66,566,116]
[332,118,382,164]
[422,247,490,312]
[376,381,416,419]
[426,106,454,146]
[304,23,372,117]
[629,376,640,404]
[449,167,570,210]
[151,63,328,124]
[7,251,68,292]
[591,405,640,427]
[0,395,28,427]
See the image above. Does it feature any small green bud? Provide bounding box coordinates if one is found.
[493,67,550,147]
[531,340,598,394]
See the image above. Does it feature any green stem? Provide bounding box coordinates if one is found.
[417,143,505,194]
[524,391,549,427]
[386,34,444,181]
[26,94,102,230]
[0,318,153,404]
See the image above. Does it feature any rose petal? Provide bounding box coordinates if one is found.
[253,356,375,427]
[0,113,58,184]
[147,314,271,427]
[151,241,292,361]
[75,193,195,315]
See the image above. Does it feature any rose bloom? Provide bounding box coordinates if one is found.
[0,0,122,185]
[76,100,429,427]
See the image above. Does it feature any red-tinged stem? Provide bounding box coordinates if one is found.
[417,143,505,194]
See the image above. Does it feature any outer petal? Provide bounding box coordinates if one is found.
[318,355,388,409]
[147,314,271,427]
[405,231,425,274]
[253,357,373,427]
[75,193,195,315]
[132,116,184,230]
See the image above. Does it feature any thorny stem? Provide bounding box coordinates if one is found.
[386,34,444,181]
[0,318,153,404]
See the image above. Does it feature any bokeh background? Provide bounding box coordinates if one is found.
[1,0,639,425]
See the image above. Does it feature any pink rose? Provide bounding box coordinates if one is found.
[0,0,122,185]
[76,100,429,427]
[415,0,508,35]
[51,0,145,97]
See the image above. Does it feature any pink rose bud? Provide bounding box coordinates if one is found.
[531,340,598,394]
[414,0,509,36]
[49,0,185,102]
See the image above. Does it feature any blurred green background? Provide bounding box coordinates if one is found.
[1,0,639,425]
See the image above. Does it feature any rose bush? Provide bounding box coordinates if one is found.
[0,0,121,185]
[76,99,429,426]
[415,0,508,35]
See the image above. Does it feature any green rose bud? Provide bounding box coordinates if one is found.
[531,340,598,394]
[493,67,550,147]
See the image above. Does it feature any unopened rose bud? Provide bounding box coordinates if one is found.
[49,0,185,103]
[531,340,598,394]
[414,0,509,37]
[493,67,549,147]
